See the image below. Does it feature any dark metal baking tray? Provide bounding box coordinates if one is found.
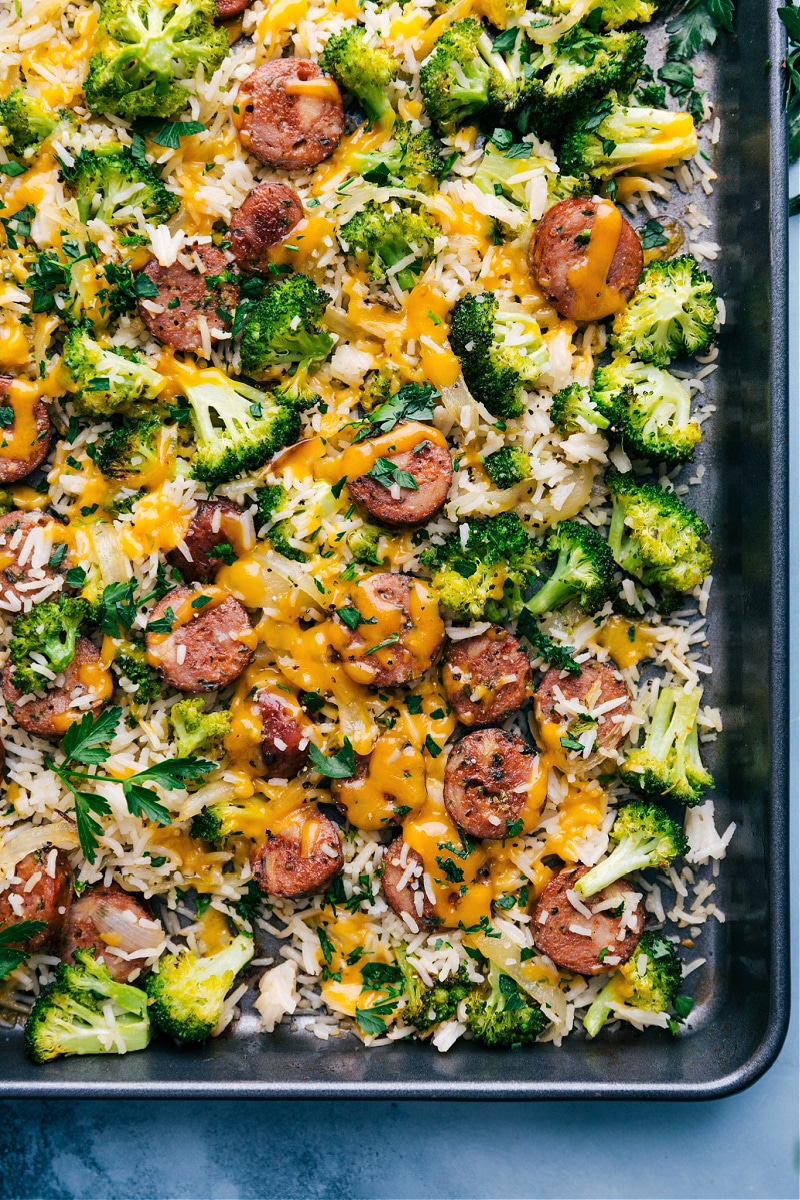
[0,0,789,1098]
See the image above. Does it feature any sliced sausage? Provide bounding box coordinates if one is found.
[137,243,239,354]
[532,863,644,975]
[250,810,343,898]
[145,585,255,693]
[348,434,453,528]
[443,625,532,728]
[0,511,70,610]
[63,885,163,983]
[0,377,51,484]
[0,848,73,951]
[3,638,112,740]
[330,572,444,688]
[216,0,249,17]
[381,836,434,929]
[229,182,304,272]
[443,728,539,840]
[237,59,344,170]
[258,689,312,779]
[166,499,251,585]
[534,658,632,767]
[530,197,643,322]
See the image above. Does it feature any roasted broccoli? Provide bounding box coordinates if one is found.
[583,931,682,1037]
[465,961,547,1047]
[24,950,150,1063]
[560,94,698,180]
[115,648,162,709]
[339,201,440,292]
[169,697,231,759]
[525,520,615,617]
[527,0,659,40]
[420,19,534,130]
[592,356,701,466]
[610,256,718,367]
[62,327,166,416]
[64,144,179,228]
[396,944,471,1031]
[146,934,254,1044]
[550,381,615,434]
[449,292,548,419]
[239,273,333,379]
[0,89,57,155]
[420,511,542,621]
[620,684,713,806]
[84,0,228,120]
[482,446,532,489]
[9,597,92,694]
[96,416,163,479]
[320,25,400,129]
[190,798,257,843]
[346,523,389,565]
[606,469,713,603]
[352,126,445,194]
[575,800,688,898]
[254,483,288,532]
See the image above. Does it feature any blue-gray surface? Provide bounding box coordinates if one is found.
[0,169,798,1200]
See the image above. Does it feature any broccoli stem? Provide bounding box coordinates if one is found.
[524,547,576,616]
[583,976,622,1038]
[575,832,662,898]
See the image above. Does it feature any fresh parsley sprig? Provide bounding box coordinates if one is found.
[0,920,48,981]
[780,3,800,164]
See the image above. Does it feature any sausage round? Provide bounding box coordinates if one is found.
[137,244,239,354]
[348,435,453,528]
[166,499,250,585]
[250,810,343,898]
[443,728,539,840]
[63,885,162,983]
[145,586,255,693]
[216,0,249,17]
[381,836,434,929]
[258,689,312,779]
[3,638,112,740]
[0,511,71,608]
[330,572,444,688]
[0,377,51,484]
[534,658,632,765]
[530,197,643,322]
[237,59,344,169]
[443,625,532,728]
[0,848,73,951]
[229,182,304,272]
[531,863,645,975]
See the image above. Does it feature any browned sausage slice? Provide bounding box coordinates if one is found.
[443,625,531,728]
[258,689,312,779]
[229,182,304,272]
[2,637,112,740]
[534,659,632,767]
[443,728,541,839]
[348,434,452,528]
[329,572,444,688]
[63,885,164,982]
[532,863,644,975]
[381,836,434,929]
[250,810,343,898]
[0,848,73,951]
[216,0,249,17]
[0,511,71,610]
[530,197,643,322]
[237,60,344,169]
[137,244,239,354]
[166,499,252,585]
[145,585,256,693]
[0,377,51,484]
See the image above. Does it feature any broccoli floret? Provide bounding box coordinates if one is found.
[84,0,228,120]
[353,126,446,195]
[420,19,535,130]
[482,446,532,489]
[255,483,287,532]
[9,596,92,695]
[239,273,333,379]
[339,202,440,292]
[62,327,166,416]
[575,800,688,898]
[64,145,179,228]
[420,511,542,621]
[516,609,581,675]
[0,490,16,516]
[190,798,256,842]
[550,381,615,434]
[168,697,231,759]
[24,950,150,1063]
[465,961,547,1047]
[360,365,401,412]
[96,416,163,479]
[346,523,389,565]
[527,0,659,40]
[583,931,682,1037]
[181,368,301,487]
[320,25,400,129]
[395,944,471,1031]
[610,256,718,368]
[473,142,589,214]
[145,933,253,1044]
[560,94,698,180]
[0,89,58,155]
[115,649,162,709]
[525,520,615,617]
[606,469,713,602]
[593,356,701,466]
[449,292,548,420]
[620,684,713,806]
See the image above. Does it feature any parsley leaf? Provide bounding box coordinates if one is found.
[354,383,439,441]
[62,706,121,765]
[308,738,356,779]
[0,920,48,980]
[365,457,419,492]
[640,218,670,250]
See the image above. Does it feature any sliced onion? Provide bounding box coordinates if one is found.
[92,522,131,586]
[0,820,78,882]
[524,0,593,43]
[72,890,164,962]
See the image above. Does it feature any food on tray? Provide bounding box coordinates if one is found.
[0,0,736,1062]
